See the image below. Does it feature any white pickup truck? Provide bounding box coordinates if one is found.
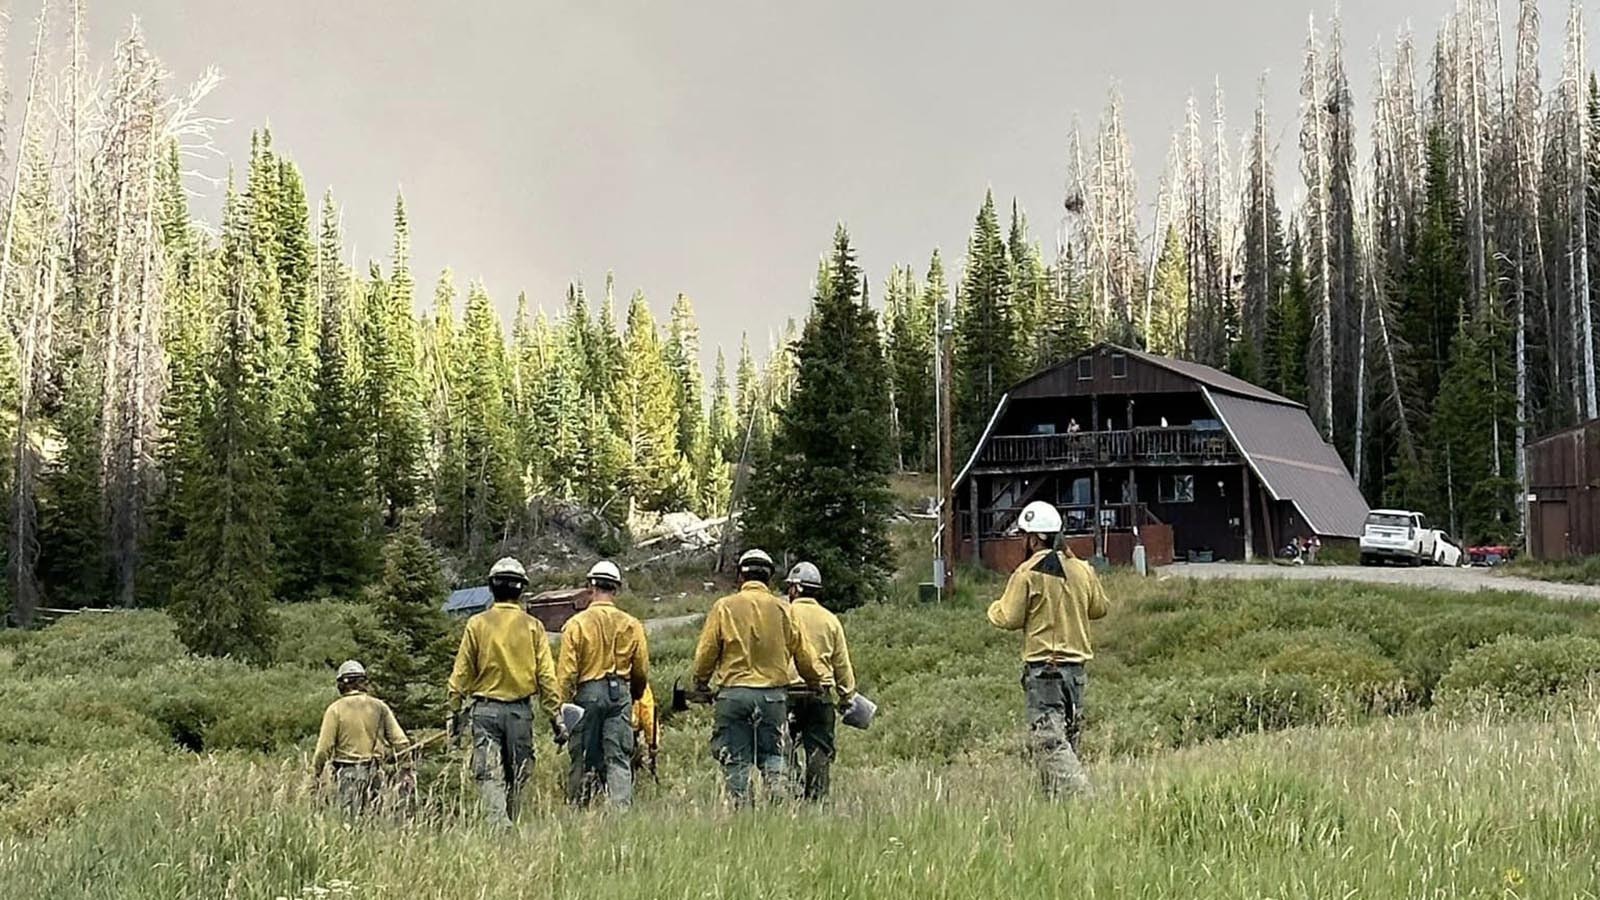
[1359,509,1463,567]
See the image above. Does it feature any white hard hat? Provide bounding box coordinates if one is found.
[1016,501,1063,535]
[738,548,775,570]
[488,557,528,583]
[587,560,622,587]
[336,659,366,681]
[785,561,822,589]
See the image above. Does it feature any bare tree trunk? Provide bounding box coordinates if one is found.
[1302,14,1334,438]
[1569,0,1597,416]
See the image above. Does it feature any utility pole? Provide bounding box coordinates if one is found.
[935,315,956,597]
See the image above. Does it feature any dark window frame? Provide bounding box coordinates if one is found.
[1111,353,1128,378]
[1077,357,1093,380]
[1159,474,1195,504]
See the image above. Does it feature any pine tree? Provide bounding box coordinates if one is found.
[732,334,763,461]
[361,193,427,526]
[455,281,521,557]
[617,291,689,513]
[887,264,934,471]
[665,293,705,462]
[169,184,278,663]
[1007,201,1049,373]
[954,190,1019,454]
[706,348,737,468]
[1432,307,1517,541]
[424,269,466,545]
[529,311,585,500]
[280,193,380,601]
[1399,129,1468,424]
[748,227,893,611]
[1241,76,1288,372]
[1148,226,1190,355]
[277,160,316,419]
[363,516,454,725]
[1267,230,1313,404]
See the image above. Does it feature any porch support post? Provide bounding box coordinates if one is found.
[1240,465,1254,561]
[1092,468,1103,559]
[970,474,982,566]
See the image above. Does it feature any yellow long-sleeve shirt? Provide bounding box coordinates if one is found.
[789,598,857,702]
[632,684,657,749]
[692,581,825,690]
[447,602,561,721]
[987,549,1109,663]
[556,598,650,703]
[311,691,409,773]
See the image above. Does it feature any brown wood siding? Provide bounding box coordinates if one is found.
[957,525,1174,571]
[1011,346,1197,399]
[1527,421,1600,558]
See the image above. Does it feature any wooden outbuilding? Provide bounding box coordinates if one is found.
[1526,419,1600,560]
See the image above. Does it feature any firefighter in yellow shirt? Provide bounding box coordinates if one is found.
[692,548,826,805]
[311,660,410,815]
[447,557,563,827]
[987,501,1109,797]
[556,560,649,808]
[783,561,855,801]
[631,683,659,780]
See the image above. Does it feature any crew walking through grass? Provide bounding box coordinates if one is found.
[691,548,826,805]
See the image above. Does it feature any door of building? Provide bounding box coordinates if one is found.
[1538,501,1570,560]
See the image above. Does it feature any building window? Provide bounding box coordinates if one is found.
[1159,474,1195,503]
[1111,353,1128,378]
[1077,357,1093,380]
[1068,477,1091,505]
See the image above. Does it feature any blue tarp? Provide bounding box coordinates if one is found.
[442,585,492,615]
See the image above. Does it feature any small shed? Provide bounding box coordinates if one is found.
[1526,419,1600,559]
[442,586,492,617]
[440,585,591,633]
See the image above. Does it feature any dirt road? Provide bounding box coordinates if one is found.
[1164,562,1600,603]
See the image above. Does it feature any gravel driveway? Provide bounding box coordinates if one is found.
[1163,562,1600,603]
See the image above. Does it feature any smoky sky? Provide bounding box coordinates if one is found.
[75,1,1568,368]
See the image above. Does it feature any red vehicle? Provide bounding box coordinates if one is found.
[1467,545,1517,567]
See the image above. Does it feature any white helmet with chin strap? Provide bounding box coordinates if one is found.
[785,561,823,591]
[738,548,775,575]
[1016,501,1063,535]
[587,560,622,590]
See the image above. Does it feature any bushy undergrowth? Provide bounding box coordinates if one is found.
[9,547,1600,890]
[1505,553,1600,585]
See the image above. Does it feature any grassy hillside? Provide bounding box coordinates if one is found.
[5,551,1600,897]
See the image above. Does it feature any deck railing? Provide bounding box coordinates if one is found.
[972,502,1158,539]
[977,427,1235,469]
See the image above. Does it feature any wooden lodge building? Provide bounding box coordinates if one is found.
[954,344,1369,572]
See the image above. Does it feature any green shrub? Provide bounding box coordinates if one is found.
[271,601,380,669]
[12,610,186,679]
[1121,673,1373,750]
[1435,635,1600,714]
[1398,608,1576,698]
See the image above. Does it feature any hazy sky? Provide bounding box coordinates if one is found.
[79,1,1565,365]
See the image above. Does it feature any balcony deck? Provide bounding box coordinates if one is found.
[973,427,1238,473]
